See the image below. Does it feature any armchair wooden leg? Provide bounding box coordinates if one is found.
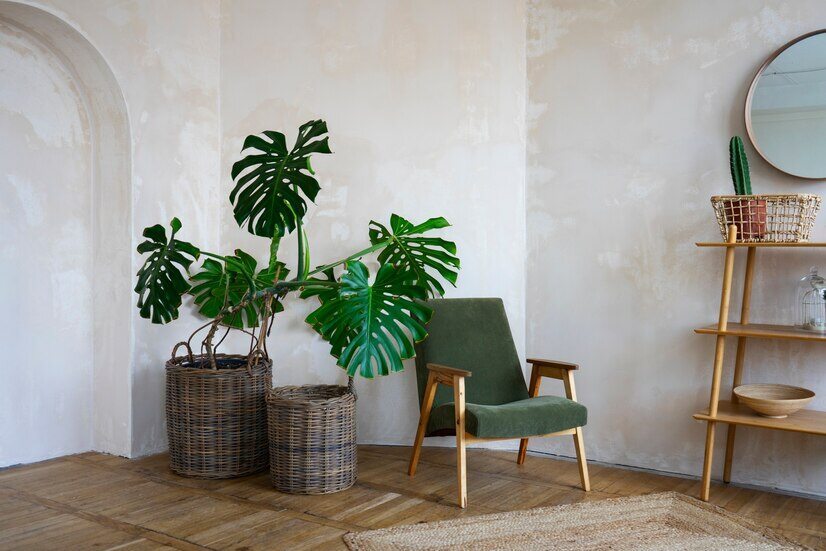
[454,376,467,508]
[517,438,529,465]
[573,427,590,492]
[519,366,541,466]
[408,373,438,477]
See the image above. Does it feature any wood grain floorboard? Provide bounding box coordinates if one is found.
[1,445,824,550]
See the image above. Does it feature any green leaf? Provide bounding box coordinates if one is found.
[368,214,460,297]
[134,218,200,324]
[304,261,432,379]
[190,249,287,329]
[230,120,332,238]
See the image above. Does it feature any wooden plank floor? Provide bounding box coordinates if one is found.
[1,445,824,550]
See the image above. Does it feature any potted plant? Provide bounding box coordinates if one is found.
[135,120,460,487]
[723,136,766,239]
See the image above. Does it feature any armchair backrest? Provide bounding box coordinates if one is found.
[414,298,529,410]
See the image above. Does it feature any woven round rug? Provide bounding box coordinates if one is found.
[343,492,806,550]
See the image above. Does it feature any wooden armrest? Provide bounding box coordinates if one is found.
[427,363,472,378]
[526,358,580,400]
[527,358,578,371]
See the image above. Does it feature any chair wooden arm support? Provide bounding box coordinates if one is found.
[427,363,472,377]
[517,358,588,491]
[410,363,470,508]
[426,363,471,387]
[527,359,579,402]
[527,358,578,370]
[527,358,578,383]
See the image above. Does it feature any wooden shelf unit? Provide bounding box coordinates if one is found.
[696,241,826,247]
[695,323,826,342]
[694,226,825,502]
[693,401,826,437]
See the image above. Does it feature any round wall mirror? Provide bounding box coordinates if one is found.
[746,30,826,180]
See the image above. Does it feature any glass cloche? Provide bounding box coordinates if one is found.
[797,267,826,332]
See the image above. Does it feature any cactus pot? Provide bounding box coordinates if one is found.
[723,198,767,240]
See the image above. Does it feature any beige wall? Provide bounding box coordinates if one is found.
[0,15,94,465]
[527,0,826,496]
[2,0,223,458]
[2,0,526,461]
[5,0,824,498]
[219,0,527,447]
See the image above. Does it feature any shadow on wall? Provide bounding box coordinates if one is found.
[0,1,132,463]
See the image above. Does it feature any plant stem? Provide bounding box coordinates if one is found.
[307,242,388,276]
[204,320,221,370]
[268,232,281,273]
[200,251,229,262]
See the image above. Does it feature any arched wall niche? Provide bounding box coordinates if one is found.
[0,1,132,458]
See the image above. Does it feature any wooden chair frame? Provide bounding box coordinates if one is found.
[408,359,590,508]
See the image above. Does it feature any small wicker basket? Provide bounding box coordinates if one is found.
[267,383,357,494]
[710,194,821,243]
[166,353,271,479]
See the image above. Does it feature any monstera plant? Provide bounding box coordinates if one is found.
[135,120,459,482]
[136,119,459,377]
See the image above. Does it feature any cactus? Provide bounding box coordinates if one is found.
[729,136,752,195]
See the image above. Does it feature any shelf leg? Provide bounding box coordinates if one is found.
[700,225,738,501]
[723,245,755,484]
[701,421,716,501]
[723,425,737,484]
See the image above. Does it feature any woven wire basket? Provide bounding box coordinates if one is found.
[267,384,357,494]
[165,353,271,478]
[711,194,821,243]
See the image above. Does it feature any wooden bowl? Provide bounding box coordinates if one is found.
[734,384,815,418]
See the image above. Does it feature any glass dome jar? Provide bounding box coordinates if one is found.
[797,267,826,332]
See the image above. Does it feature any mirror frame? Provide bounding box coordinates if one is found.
[745,28,826,181]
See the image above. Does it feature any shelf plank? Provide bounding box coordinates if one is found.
[695,322,826,342]
[693,401,826,436]
[696,242,826,247]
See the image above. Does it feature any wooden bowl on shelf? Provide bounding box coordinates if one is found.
[734,384,815,418]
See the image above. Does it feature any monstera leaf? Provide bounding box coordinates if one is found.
[190,249,287,328]
[369,214,459,297]
[230,119,332,238]
[304,261,432,378]
[134,218,200,324]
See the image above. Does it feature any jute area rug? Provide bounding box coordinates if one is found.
[343,492,806,550]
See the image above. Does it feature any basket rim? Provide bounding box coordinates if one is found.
[710,194,821,200]
[267,384,355,407]
[165,353,272,374]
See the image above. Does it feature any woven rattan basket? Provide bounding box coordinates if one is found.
[165,353,271,479]
[267,383,357,494]
[711,194,821,243]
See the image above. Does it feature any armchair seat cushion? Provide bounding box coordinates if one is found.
[426,395,587,439]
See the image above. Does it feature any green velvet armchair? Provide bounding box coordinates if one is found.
[407,298,590,508]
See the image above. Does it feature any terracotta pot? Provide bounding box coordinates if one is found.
[723,198,767,240]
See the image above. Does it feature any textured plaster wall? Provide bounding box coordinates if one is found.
[5,0,822,498]
[0,17,94,465]
[1,0,223,459]
[527,0,826,496]
[2,0,525,463]
[47,0,224,456]
[219,0,527,447]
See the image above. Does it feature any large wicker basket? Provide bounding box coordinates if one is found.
[267,384,357,494]
[166,353,271,478]
[711,194,821,243]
